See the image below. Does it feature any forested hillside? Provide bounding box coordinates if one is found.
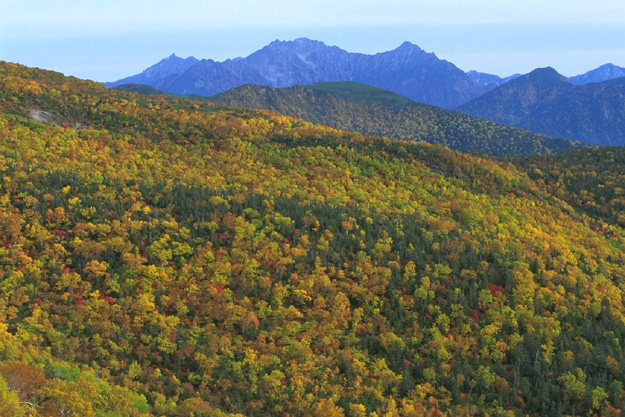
[517,146,625,226]
[1,61,625,416]
[208,82,587,156]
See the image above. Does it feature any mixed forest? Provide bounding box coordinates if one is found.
[207,81,588,157]
[2,61,625,416]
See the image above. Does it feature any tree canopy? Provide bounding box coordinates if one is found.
[1,61,624,416]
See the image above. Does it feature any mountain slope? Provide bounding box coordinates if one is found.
[569,63,625,85]
[107,38,488,108]
[209,81,588,156]
[3,61,625,416]
[458,67,625,145]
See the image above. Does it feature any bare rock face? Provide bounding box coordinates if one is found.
[29,108,56,124]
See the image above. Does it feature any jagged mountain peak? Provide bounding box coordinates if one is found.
[291,37,325,46]
[106,53,199,87]
[394,41,425,52]
[152,53,197,67]
[596,62,619,70]
[141,54,199,78]
[260,37,331,53]
[366,41,427,60]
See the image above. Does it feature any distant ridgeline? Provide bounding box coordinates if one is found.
[2,61,625,416]
[107,38,490,109]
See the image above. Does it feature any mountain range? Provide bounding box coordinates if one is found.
[207,81,586,156]
[457,67,625,146]
[108,38,625,112]
[107,38,491,109]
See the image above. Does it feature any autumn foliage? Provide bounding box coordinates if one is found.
[0,61,625,416]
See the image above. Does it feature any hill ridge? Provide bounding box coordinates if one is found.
[208,81,588,156]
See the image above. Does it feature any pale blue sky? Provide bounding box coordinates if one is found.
[2,0,625,82]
